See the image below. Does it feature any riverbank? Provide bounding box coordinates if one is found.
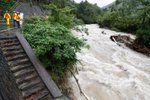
[110,35,150,56]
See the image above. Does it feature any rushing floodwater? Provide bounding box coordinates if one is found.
[70,24,150,100]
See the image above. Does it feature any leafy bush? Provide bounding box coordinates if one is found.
[21,16,85,75]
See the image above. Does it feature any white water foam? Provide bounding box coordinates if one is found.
[70,24,150,100]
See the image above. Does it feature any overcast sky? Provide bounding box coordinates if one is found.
[74,0,116,7]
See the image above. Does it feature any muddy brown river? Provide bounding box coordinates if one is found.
[70,24,150,100]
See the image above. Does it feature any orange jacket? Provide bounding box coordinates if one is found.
[12,12,17,20]
[16,14,20,21]
[4,12,11,19]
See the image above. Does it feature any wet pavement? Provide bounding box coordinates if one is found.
[0,23,13,31]
[0,16,13,31]
[0,22,17,37]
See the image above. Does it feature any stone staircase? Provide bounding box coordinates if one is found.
[0,31,63,100]
[0,35,52,100]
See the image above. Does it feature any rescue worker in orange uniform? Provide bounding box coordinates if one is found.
[16,12,20,28]
[3,11,11,25]
[12,11,17,27]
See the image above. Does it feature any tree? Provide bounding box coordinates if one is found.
[44,3,75,28]
[100,0,150,48]
[135,0,150,48]
[76,0,101,24]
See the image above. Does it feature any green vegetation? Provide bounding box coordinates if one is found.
[99,0,139,32]
[43,3,75,28]
[99,0,150,48]
[21,0,150,76]
[76,1,101,24]
[21,4,85,76]
[135,0,150,48]
[42,0,101,24]
[0,0,15,14]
